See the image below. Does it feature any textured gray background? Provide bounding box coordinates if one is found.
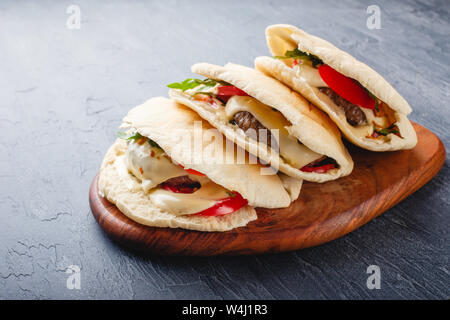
[0,0,448,300]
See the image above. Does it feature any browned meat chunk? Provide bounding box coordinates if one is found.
[319,87,367,126]
[232,111,276,148]
[161,175,201,193]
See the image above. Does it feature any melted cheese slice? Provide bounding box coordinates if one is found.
[126,139,235,216]
[294,64,328,87]
[225,96,322,169]
[126,139,186,193]
[149,180,231,215]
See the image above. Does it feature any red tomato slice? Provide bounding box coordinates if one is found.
[178,164,205,176]
[217,85,249,96]
[194,192,248,217]
[318,65,375,110]
[185,168,206,176]
[300,163,335,173]
[216,85,249,103]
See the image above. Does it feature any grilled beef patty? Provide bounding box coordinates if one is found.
[319,87,367,126]
[233,111,275,148]
[161,175,201,192]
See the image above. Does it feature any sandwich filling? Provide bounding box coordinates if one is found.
[274,49,402,141]
[118,131,248,216]
[168,78,338,174]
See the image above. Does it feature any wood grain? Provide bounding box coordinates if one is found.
[89,123,445,256]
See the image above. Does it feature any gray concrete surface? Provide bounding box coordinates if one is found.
[0,0,448,299]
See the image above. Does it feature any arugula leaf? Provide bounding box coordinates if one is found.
[117,131,163,149]
[148,139,162,150]
[374,101,380,113]
[274,48,308,59]
[377,124,399,136]
[365,89,380,112]
[373,123,402,138]
[167,78,229,92]
[274,48,323,67]
[117,131,145,141]
[167,78,201,91]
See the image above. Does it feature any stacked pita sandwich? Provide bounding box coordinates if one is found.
[98,24,417,232]
[255,24,417,151]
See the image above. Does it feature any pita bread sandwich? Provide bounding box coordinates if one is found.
[98,97,302,232]
[168,63,353,183]
[255,24,417,151]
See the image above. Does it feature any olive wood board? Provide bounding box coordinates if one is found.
[89,123,445,256]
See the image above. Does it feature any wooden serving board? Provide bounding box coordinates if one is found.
[89,123,445,256]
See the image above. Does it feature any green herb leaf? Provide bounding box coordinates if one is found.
[378,128,398,136]
[117,131,145,141]
[273,48,308,59]
[118,131,163,149]
[226,191,236,197]
[167,78,230,92]
[375,124,400,136]
[167,78,201,91]
[148,138,162,150]
[366,89,380,112]
[274,48,323,67]
[374,100,380,112]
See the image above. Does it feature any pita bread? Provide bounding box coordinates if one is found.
[169,63,353,183]
[257,24,417,151]
[121,97,299,208]
[98,139,257,232]
[98,97,303,231]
